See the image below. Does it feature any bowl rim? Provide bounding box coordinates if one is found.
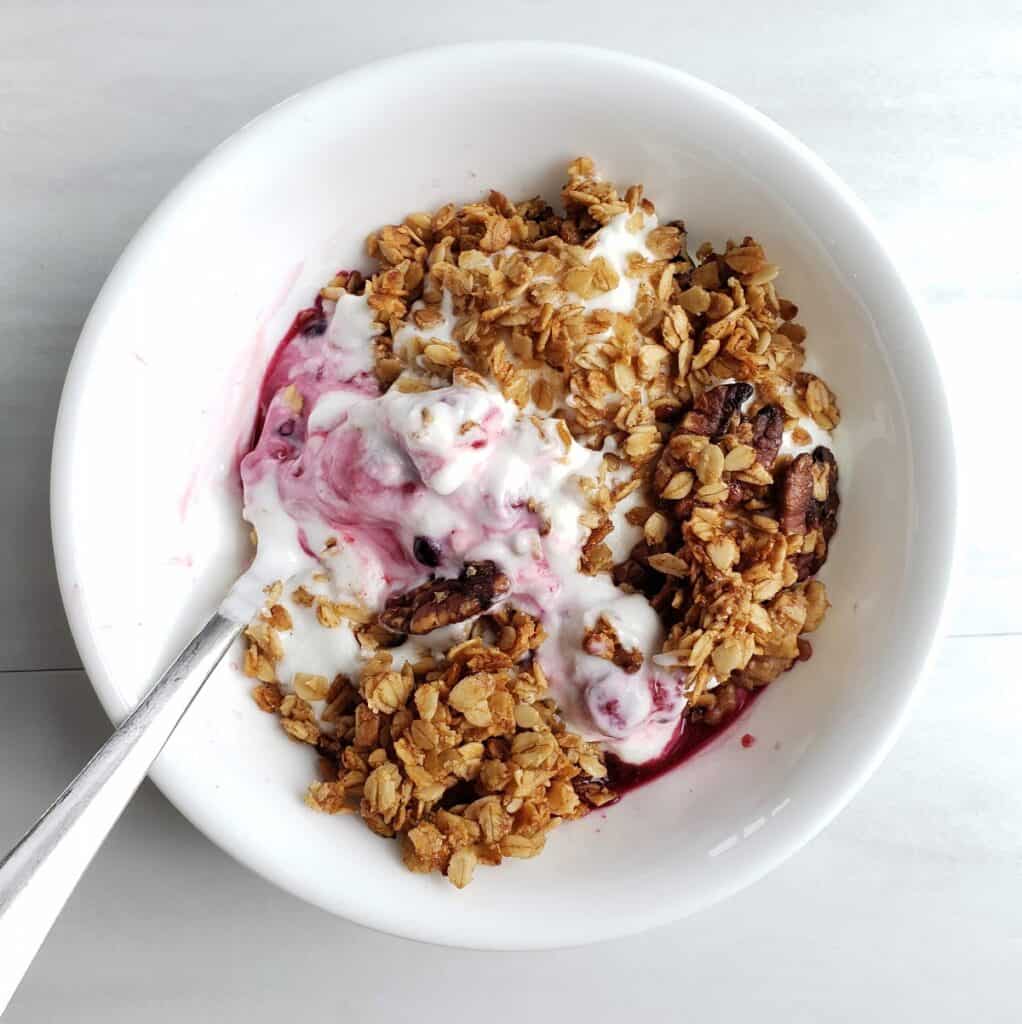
[50,40,957,948]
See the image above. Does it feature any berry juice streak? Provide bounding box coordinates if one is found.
[606,687,762,796]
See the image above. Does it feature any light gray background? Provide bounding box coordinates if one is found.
[3,2,1021,1020]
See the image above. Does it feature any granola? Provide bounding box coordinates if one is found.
[233,159,841,886]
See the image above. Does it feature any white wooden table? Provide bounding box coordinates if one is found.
[2,2,1020,1020]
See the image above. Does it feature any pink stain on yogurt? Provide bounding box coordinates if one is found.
[236,288,693,768]
[177,262,308,522]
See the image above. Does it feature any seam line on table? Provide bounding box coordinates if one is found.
[1,633,1021,677]
[0,667,84,677]
[946,631,1022,640]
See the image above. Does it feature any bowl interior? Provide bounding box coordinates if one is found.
[52,44,953,948]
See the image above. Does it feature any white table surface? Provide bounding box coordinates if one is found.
[2,2,1020,1020]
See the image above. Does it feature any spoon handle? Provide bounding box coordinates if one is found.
[0,612,240,1012]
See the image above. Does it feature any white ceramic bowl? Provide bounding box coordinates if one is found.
[51,43,955,948]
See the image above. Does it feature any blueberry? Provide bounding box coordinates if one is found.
[413,536,441,567]
[302,319,327,337]
[295,307,327,336]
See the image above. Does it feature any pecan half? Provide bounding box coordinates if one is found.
[751,404,784,468]
[790,446,841,580]
[654,383,753,500]
[778,453,814,535]
[680,382,754,439]
[811,446,840,541]
[380,561,511,635]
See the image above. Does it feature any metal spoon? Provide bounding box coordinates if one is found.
[0,612,241,1012]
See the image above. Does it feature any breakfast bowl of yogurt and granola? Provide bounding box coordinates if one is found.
[52,44,955,946]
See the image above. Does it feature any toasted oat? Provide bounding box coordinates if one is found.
[273,610,612,886]
[293,672,330,702]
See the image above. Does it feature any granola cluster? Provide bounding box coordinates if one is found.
[614,381,837,718]
[242,158,841,886]
[247,605,613,888]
